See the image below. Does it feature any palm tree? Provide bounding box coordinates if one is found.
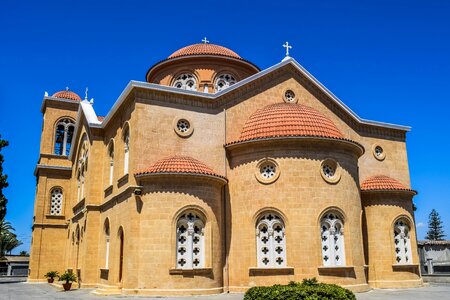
[0,218,22,257]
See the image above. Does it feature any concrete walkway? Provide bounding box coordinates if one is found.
[0,280,450,299]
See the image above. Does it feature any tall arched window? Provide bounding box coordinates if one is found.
[320,212,346,266]
[123,128,129,175]
[214,73,236,92]
[172,73,197,91]
[176,211,205,269]
[54,118,75,156]
[256,212,286,268]
[394,219,413,264]
[104,219,110,269]
[50,188,63,215]
[77,138,88,201]
[108,142,114,185]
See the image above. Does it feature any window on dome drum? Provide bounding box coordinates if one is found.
[215,73,236,92]
[176,212,205,269]
[256,213,286,268]
[104,219,110,269]
[394,219,413,264]
[54,118,75,156]
[108,142,114,185]
[50,188,63,216]
[320,212,346,266]
[172,73,197,91]
[123,129,129,175]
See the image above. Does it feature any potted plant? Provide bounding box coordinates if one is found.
[59,271,77,291]
[44,271,59,283]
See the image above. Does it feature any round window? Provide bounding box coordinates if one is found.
[320,159,341,184]
[173,118,194,137]
[283,89,297,103]
[373,144,386,160]
[255,158,280,184]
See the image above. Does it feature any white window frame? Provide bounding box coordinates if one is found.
[176,212,205,269]
[123,130,129,175]
[54,118,75,156]
[256,212,286,268]
[320,212,346,266]
[394,219,413,264]
[50,188,63,216]
[108,142,114,185]
[214,73,237,92]
[172,73,197,91]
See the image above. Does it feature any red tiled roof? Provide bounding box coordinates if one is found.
[52,90,82,101]
[361,175,412,192]
[235,103,344,143]
[136,155,225,180]
[168,43,241,59]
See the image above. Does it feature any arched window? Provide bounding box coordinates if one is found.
[214,73,236,92]
[320,212,346,266]
[256,212,286,268]
[394,219,413,264]
[104,219,110,269]
[50,188,63,215]
[123,128,129,175]
[176,211,205,269]
[108,142,114,185]
[77,138,88,202]
[172,73,197,91]
[54,118,75,156]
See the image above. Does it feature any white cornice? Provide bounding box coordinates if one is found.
[73,57,411,141]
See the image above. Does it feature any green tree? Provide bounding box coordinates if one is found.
[0,135,8,221]
[19,250,29,256]
[0,219,22,257]
[425,209,446,240]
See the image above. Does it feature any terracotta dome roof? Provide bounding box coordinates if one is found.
[361,175,413,192]
[235,103,344,143]
[168,43,241,59]
[136,155,226,180]
[52,90,82,101]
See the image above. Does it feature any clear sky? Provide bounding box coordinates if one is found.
[0,0,449,254]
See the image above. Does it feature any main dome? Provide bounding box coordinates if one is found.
[168,43,241,59]
[236,103,344,143]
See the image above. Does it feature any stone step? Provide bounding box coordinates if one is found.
[91,286,122,295]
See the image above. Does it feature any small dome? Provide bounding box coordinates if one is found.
[136,155,225,180]
[52,89,82,101]
[168,43,241,59]
[361,175,412,192]
[236,103,344,143]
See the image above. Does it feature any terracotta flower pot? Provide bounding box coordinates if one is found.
[47,278,54,283]
[62,282,72,291]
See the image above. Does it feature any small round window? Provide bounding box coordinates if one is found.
[173,118,194,137]
[373,145,386,161]
[320,159,341,184]
[255,158,280,184]
[283,89,297,103]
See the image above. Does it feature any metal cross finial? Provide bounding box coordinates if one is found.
[85,87,88,100]
[66,86,70,91]
[202,37,209,44]
[283,41,292,56]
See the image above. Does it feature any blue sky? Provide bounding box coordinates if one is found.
[0,0,449,254]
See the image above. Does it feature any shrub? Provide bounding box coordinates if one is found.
[244,278,355,300]
[59,271,77,284]
[44,271,59,279]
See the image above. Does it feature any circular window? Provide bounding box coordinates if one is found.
[320,159,341,184]
[283,89,297,103]
[372,144,386,161]
[173,118,194,137]
[255,158,280,184]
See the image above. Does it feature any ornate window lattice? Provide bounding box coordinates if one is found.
[215,73,236,92]
[322,164,335,178]
[321,212,345,266]
[394,219,413,264]
[256,213,286,268]
[54,118,75,156]
[50,188,63,215]
[260,163,276,179]
[176,119,190,133]
[176,212,205,269]
[284,90,296,103]
[172,73,197,91]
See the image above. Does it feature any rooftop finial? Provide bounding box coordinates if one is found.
[65,86,70,91]
[283,41,292,57]
[202,37,209,44]
[85,87,88,100]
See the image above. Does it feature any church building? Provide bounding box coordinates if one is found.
[29,40,422,295]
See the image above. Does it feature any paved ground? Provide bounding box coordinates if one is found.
[0,279,450,299]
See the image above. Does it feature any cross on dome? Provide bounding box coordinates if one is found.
[202,37,209,44]
[283,41,292,57]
